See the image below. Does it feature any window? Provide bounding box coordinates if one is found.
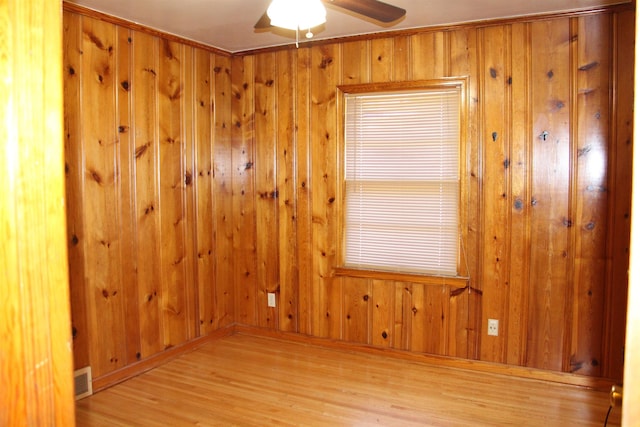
[341,82,463,277]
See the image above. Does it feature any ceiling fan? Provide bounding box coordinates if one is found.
[254,0,406,31]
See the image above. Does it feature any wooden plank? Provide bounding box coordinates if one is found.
[370,38,393,83]
[182,46,197,341]
[410,32,445,79]
[254,52,279,329]
[409,283,426,352]
[132,31,163,359]
[371,280,394,347]
[527,18,572,372]
[449,26,479,359]
[343,277,371,344]
[158,39,189,348]
[506,22,531,367]
[193,49,215,335]
[63,10,90,370]
[276,49,299,332]
[479,25,510,364]
[570,14,611,377]
[341,40,369,84]
[605,9,634,381]
[81,17,127,376]
[116,25,142,365]
[214,55,236,328]
[310,43,341,339]
[295,47,313,335]
[1,0,75,423]
[230,55,257,326]
[393,35,411,81]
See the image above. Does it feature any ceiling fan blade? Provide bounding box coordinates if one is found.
[324,0,406,23]
[254,11,272,29]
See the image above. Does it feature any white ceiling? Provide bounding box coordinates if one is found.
[65,0,631,53]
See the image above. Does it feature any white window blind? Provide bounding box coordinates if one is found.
[343,87,461,276]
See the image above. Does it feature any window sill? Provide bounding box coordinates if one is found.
[334,267,469,289]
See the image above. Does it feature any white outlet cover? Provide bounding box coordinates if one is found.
[267,292,276,307]
[488,319,499,336]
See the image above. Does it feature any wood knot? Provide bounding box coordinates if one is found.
[362,295,369,301]
[381,331,388,339]
[513,198,523,211]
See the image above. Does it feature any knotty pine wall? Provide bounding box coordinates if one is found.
[63,10,235,379]
[63,5,634,383]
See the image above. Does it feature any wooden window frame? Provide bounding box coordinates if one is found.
[335,78,470,285]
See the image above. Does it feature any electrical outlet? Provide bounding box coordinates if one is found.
[488,319,499,336]
[267,292,276,308]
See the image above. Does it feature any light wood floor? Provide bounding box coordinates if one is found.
[75,333,621,426]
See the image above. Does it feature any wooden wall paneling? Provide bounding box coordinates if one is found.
[449,27,481,359]
[343,277,372,344]
[81,17,127,376]
[505,22,531,367]
[254,52,279,328]
[310,44,341,339]
[276,49,300,333]
[116,25,142,364]
[605,9,634,380]
[213,55,236,328]
[1,0,75,422]
[342,40,370,84]
[158,39,189,347]
[570,14,612,376]
[370,38,394,83]
[132,31,163,359]
[527,19,572,372]
[371,279,394,347]
[393,283,413,351]
[295,47,313,335]
[410,32,445,80]
[182,45,197,340]
[231,55,257,326]
[392,36,411,81]
[447,284,468,357]
[63,10,90,369]
[408,283,427,352]
[479,25,510,364]
[410,284,451,355]
[194,49,215,335]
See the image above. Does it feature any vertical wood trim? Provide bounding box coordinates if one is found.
[0,0,75,423]
[605,9,634,380]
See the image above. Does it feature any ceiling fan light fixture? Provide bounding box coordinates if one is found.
[267,0,327,31]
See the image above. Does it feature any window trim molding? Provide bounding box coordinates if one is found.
[336,77,470,281]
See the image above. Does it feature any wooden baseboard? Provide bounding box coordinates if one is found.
[232,324,619,392]
[91,326,234,393]
[90,323,618,394]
